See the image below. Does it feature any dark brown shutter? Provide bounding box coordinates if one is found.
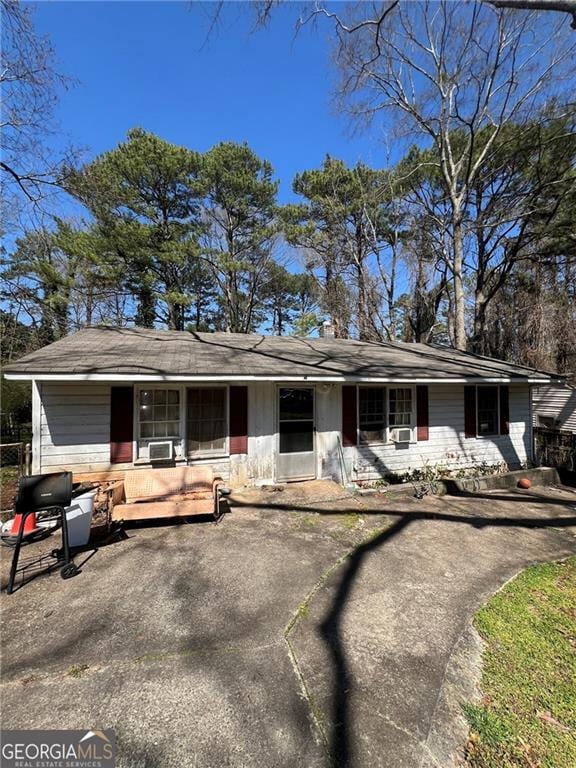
[464,386,477,438]
[416,386,429,441]
[110,386,134,464]
[499,385,510,435]
[342,385,358,446]
[229,386,248,455]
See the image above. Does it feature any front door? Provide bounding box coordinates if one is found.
[277,387,316,481]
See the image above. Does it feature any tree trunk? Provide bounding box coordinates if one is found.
[452,215,467,350]
[167,302,185,331]
[471,292,488,355]
[356,259,369,339]
[136,287,156,328]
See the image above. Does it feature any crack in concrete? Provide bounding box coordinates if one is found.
[283,551,352,757]
[374,710,445,768]
[282,522,393,765]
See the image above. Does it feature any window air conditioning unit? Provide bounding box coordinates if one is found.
[391,428,412,444]
[148,440,173,462]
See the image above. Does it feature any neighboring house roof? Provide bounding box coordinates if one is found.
[2,327,564,384]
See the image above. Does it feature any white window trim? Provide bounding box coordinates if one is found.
[134,383,230,462]
[357,384,417,446]
[475,384,501,439]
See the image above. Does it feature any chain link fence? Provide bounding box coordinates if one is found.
[0,442,32,512]
[0,442,32,473]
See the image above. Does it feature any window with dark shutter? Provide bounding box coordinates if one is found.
[110,386,134,464]
[342,386,358,446]
[229,386,248,455]
[464,385,509,438]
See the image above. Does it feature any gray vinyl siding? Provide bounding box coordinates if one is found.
[36,381,532,484]
[343,384,531,481]
[532,385,576,433]
[38,383,112,473]
[38,382,234,481]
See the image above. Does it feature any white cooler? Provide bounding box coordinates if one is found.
[65,489,97,547]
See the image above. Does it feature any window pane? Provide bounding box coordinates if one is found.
[279,420,314,453]
[390,413,411,427]
[154,422,167,438]
[389,388,412,427]
[478,412,497,435]
[152,404,167,422]
[359,388,384,415]
[477,387,498,411]
[186,388,227,455]
[139,388,181,441]
[211,389,226,406]
[279,389,313,420]
[140,404,153,422]
[360,427,385,443]
[203,401,219,420]
[140,422,154,438]
[359,388,385,443]
[195,419,226,452]
[167,405,180,421]
[477,387,498,436]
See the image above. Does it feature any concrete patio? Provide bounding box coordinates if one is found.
[1,481,575,768]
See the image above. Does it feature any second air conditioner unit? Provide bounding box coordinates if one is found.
[391,427,412,444]
[148,440,173,462]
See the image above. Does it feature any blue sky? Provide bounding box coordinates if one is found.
[33,0,396,204]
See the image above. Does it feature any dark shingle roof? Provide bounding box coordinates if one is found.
[2,326,562,382]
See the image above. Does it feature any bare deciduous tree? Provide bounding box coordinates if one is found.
[1,0,73,224]
[322,0,575,349]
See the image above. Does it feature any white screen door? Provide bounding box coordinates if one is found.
[277,387,316,481]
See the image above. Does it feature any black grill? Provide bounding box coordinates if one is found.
[5,471,79,594]
[16,472,73,513]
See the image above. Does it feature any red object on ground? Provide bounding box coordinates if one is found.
[517,478,532,489]
[9,511,39,536]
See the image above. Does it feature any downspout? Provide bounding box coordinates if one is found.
[31,380,42,474]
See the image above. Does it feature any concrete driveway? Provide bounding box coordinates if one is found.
[1,481,575,768]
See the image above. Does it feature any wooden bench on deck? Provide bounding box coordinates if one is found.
[111,466,222,522]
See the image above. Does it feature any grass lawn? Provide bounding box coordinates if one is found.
[464,557,576,768]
